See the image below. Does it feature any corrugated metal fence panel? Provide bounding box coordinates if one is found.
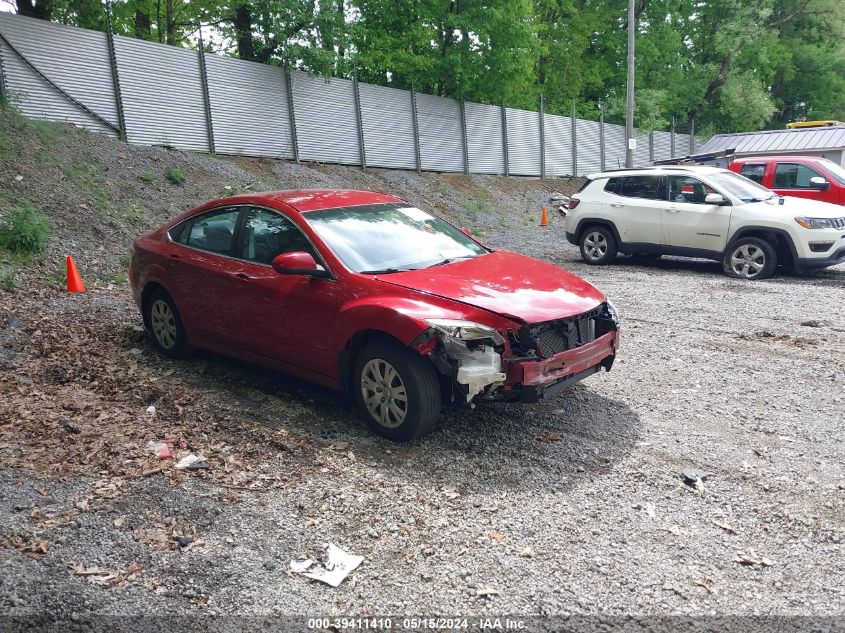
[544,114,573,176]
[633,130,651,166]
[415,93,463,172]
[505,107,540,176]
[113,35,208,150]
[604,123,627,170]
[291,71,360,165]
[359,82,416,170]
[465,102,505,174]
[675,133,692,155]
[653,131,673,162]
[0,13,118,137]
[205,55,293,159]
[577,119,602,174]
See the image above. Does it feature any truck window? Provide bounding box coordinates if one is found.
[774,163,824,189]
[739,163,766,185]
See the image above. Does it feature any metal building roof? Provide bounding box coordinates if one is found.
[700,126,845,154]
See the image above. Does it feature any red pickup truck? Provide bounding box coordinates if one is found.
[729,155,845,205]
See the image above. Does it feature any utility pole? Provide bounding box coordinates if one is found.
[625,0,635,168]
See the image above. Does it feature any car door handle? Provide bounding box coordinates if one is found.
[610,203,624,208]
[169,253,181,260]
[666,207,680,213]
[233,272,251,280]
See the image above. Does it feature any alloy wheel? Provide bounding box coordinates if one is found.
[150,299,177,349]
[584,231,608,261]
[729,244,766,279]
[361,358,408,429]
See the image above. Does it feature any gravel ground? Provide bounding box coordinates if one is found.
[1,219,843,627]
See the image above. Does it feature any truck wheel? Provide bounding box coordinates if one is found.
[723,237,777,280]
[579,226,618,265]
[354,340,441,442]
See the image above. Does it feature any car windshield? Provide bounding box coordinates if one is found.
[305,203,489,273]
[819,158,845,185]
[708,170,775,202]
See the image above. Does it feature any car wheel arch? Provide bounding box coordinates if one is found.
[727,226,797,268]
[573,218,623,246]
[140,281,172,329]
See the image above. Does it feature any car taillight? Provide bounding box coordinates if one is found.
[568,198,580,210]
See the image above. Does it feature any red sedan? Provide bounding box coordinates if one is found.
[129,190,620,441]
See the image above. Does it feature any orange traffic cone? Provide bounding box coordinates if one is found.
[540,207,549,227]
[66,256,86,293]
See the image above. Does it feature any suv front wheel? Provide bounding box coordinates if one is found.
[579,226,618,265]
[723,237,777,280]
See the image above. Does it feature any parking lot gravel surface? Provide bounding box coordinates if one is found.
[1,119,843,625]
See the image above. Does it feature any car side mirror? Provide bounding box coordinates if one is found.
[271,252,329,278]
[809,176,830,191]
[704,193,728,205]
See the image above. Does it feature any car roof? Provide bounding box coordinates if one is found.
[586,165,729,179]
[196,189,405,215]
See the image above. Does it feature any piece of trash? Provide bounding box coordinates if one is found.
[146,440,173,459]
[129,348,143,356]
[175,454,209,470]
[519,546,535,558]
[175,536,193,548]
[146,405,156,414]
[736,552,774,567]
[114,516,125,528]
[682,468,712,484]
[713,519,737,534]
[490,531,504,541]
[476,586,500,597]
[14,174,23,182]
[536,432,562,443]
[59,418,81,434]
[289,544,363,587]
[441,487,460,500]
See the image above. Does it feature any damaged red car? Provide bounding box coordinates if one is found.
[129,190,620,441]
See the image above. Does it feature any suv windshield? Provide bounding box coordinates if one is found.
[819,158,845,185]
[708,170,775,202]
[305,203,488,273]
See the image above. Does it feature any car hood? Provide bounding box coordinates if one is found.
[374,251,605,324]
[742,196,845,217]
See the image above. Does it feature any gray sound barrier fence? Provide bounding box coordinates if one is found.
[0,12,702,178]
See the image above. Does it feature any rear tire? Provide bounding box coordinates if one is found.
[144,288,192,358]
[579,225,618,265]
[353,340,441,442]
[723,237,777,280]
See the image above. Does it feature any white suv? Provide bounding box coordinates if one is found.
[565,166,845,279]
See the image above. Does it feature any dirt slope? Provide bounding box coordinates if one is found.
[0,109,574,290]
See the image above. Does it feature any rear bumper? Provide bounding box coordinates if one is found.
[503,330,620,403]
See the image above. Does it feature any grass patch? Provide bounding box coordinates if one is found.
[0,266,18,291]
[139,171,156,183]
[111,272,128,284]
[470,227,486,237]
[165,168,186,185]
[0,204,51,255]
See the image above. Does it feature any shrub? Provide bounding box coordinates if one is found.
[0,204,51,255]
[165,168,185,185]
[0,267,17,291]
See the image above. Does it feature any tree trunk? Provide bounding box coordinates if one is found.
[165,0,176,45]
[17,0,53,20]
[134,6,153,40]
[234,4,254,61]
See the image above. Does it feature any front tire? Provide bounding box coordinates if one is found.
[579,226,618,265]
[723,237,777,280]
[144,289,192,358]
[353,340,441,442]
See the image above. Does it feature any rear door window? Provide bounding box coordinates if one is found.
[774,163,823,189]
[610,175,664,200]
[185,207,240,255]
[739,163,766,184]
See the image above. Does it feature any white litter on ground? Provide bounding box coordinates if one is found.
[289,544,363,587]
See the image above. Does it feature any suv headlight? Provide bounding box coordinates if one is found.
[424,319,505,345]
[795,217,839,229]
[606,299,620,323]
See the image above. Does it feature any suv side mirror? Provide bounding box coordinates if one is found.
[809,176,830,191]
[704,193,728,205]
[271,252,329,278]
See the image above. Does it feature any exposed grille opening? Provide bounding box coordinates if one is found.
[508,303,614,359]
